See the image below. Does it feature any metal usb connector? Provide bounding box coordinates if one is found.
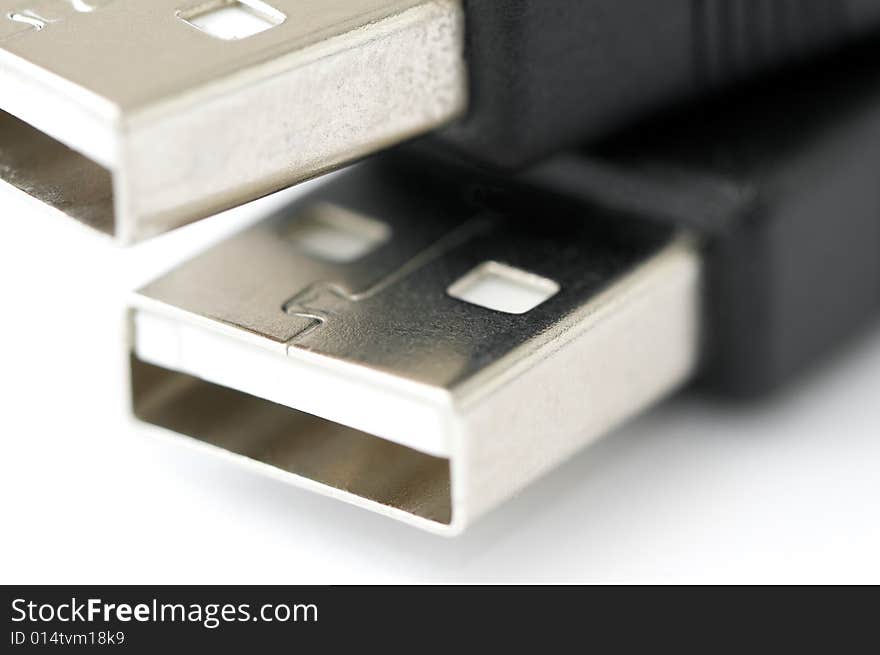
[127,164,701,534]
[0,0,465,243]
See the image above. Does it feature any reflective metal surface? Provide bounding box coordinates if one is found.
[0,0,466,242]
[132,358,452,524]
[138,166,691,391]
[0,110,113,233]
[130,164,702,532]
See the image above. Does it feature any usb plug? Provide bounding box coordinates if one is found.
[128,163,700,533]
[7,1,880,245]
[0,0,466,243]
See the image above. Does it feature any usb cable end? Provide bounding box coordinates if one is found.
[0,0,466,243]
[127,165,701,533]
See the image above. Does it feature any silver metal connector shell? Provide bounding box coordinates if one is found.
[128,164,701,534]
[0,0,466,243]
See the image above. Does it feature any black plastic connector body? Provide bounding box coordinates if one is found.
[532,42,880,397]
[429,0,880,170]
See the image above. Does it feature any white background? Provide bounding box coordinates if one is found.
[1,176,879,584]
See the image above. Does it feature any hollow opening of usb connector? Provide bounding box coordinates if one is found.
[0,110,115,236]
[131,356,453,525]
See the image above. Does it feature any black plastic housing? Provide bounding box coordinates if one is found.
[531,41,880,397]
[428,0,880,170]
